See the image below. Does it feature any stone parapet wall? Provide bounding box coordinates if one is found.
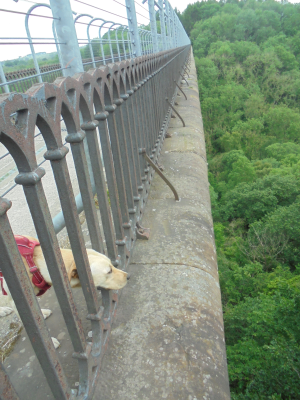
[93,51,230,400]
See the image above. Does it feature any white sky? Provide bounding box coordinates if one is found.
[0,0,191,62]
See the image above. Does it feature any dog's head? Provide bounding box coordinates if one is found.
[70,249,128,290]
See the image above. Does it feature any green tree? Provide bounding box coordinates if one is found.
[264,106,300,141]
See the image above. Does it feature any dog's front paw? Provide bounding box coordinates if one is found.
[41,309,52,319]
[51,337,60,349]
[0,306,14,317]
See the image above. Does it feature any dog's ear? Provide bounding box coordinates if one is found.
[70,269,79,280]
[66,259,79,281]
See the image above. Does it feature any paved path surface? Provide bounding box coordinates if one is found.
[93,55,230,399]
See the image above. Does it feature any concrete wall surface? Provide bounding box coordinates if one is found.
[93,53,231,399]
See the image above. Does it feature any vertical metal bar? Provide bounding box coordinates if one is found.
[52,20,63,69]
[87,19,97,68]
[147,32,151,54]
[138,71,151,157]
[113,104,136,226]
[125,95,143,211]
[25,5,43,83]
[133,75,148,184]
[143,72,156,154]
[174,10,179,48]
[93,113,127,263]
[50,0,84,75]
[171,7,176,48]
[167,1,174,48]
[105,104,133,245]
[165,0,174,48]
[139,29,144,55]
[113,26,121,62]
[129,81,145,192]
[118,91,140,214]
[125,0,142,57]
[128,31,133,58]
[107,27,115,63]
[164,0,171,49]
[74,14,93,66]
[116,29,121,62]
[121,28,127,60]
[80,121,118,264]
[65,130,104,254]
[0,61,9,93]
[158,0,167,50]
[147,0,158,53]
[0,361,19,399]
[124,75,143,186]
[100,31,106,65]
[151,73,161,150]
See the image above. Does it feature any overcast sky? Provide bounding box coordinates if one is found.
[0,0,191,62]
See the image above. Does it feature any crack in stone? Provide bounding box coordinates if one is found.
[129,262,217,280]
[166,150,207,162]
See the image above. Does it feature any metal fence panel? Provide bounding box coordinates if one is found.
[0,45,191,399]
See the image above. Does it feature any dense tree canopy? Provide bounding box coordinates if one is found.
[179,1,300,398]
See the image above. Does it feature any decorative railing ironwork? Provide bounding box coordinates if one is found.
[0,45,191,399]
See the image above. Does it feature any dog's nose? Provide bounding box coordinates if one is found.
[127,273,130,280]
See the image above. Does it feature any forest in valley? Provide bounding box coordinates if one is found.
[178,1,300,398]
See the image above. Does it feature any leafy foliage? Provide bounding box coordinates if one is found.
[179,1,300,398]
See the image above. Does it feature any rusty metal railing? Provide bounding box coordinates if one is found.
[0,45,191,399]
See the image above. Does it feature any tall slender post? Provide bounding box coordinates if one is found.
[164,0,172,49]
[49,0,84,76]
[25,5,45,83]
[0,61,9,93]
[147,0,158,53]
[74,14,93,65]
[125,0,142,57]
[158,0,167,51]
[107,24,115,63]
[171,6,176,48]
[174,11,179,47]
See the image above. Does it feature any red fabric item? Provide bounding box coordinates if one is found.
[14,235,51,296]
[0,272,7,295]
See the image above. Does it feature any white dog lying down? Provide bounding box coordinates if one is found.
[0,235,128,348]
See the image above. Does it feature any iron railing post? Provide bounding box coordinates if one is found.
[25,4,45,83]
[125,0,142,57]
[147,0,159,53]
[93,111,127,265]
[105,102,135,248]
[171,5,176,48]
[80,122,119,264]
[174,11,179,47]
[49,0,84,75]
[158,0,167,50]
[74,13,93,65]
[164,0,172,49]
[0,61,9,93]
